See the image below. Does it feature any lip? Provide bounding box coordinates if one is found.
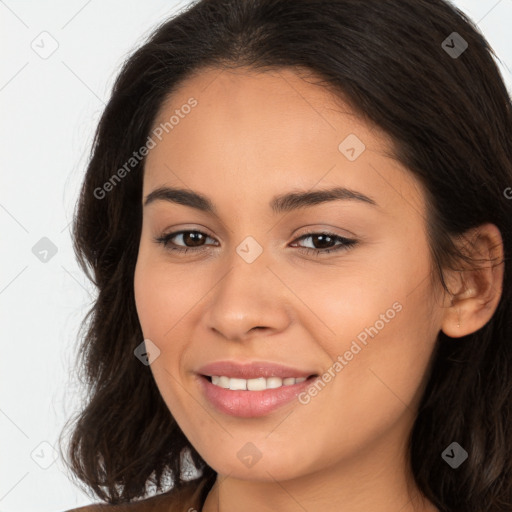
[196,360,317,379]
[197,374,319,418]
[195,360,319,418]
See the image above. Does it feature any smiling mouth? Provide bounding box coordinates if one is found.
[202,374,318,391]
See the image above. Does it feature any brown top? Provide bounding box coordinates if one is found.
[64,478,210,512]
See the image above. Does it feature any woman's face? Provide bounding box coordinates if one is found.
[134,67,446,482]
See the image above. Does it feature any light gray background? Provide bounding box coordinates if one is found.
[1,1,511,510]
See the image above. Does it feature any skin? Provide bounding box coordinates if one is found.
[133,67,504,512]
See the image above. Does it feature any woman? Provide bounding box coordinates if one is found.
[61,0,512,511]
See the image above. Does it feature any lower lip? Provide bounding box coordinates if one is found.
[197,375,318,418]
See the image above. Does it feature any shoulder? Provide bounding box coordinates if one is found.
[64,479,206,512]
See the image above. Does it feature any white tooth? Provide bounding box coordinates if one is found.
[247,377,267,391]
[266,377,283,389]
[229,378,247,390]
[218,376,230,389]
[211,375,306,390]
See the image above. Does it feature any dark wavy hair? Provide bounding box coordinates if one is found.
[59,0,512,510]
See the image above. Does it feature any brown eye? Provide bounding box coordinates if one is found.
[178,231,208,247]
[155,230,218,253]
[292,232,358,256]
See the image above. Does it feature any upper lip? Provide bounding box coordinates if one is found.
[197,361,318,379]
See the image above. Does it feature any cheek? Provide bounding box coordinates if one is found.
[133,254,206,380]
[133,257,191,413]
[133,258,160,338]
[306,244,438,413]
[320,282,439,435]
[133,255,183,347]
[134,246,188,334]
[280,260,403,360]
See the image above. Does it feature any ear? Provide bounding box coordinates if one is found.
[441,223,505,338]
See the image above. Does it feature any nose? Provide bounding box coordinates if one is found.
[205,252,291,342]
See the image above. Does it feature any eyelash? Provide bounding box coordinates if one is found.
[154,229,357,257]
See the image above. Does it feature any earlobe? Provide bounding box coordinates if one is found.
[440,223,504,339]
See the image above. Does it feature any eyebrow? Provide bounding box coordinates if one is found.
[143,185,378,214]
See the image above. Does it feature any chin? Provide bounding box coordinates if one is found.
[200,445,314,482]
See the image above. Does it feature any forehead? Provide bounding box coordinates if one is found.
[142,66,423,218]
[149,66,393,150]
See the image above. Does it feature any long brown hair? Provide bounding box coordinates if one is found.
[59,1,512,510]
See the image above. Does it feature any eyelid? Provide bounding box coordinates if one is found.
[293,225,357,240]
[157,224,218,241]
